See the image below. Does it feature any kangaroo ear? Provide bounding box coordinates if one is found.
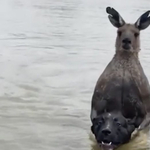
[135,10,150,30]
[106,7,125,28]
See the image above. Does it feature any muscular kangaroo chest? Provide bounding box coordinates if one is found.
[94,55,144,115]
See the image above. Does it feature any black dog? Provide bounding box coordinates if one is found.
[91,112,136,150]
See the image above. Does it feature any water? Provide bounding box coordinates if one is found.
[0,0,150,150]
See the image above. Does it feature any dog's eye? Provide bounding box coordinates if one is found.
[97,120,103,126]
[117,122,122,127]
[114,118,118,122]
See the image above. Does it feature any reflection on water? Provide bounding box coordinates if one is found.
[0,0,150,150]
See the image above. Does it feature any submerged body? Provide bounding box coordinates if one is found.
[91,7,150,150]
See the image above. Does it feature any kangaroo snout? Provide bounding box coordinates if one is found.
[122,38,131,50]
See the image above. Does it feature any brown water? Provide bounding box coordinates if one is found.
[0,0,150,150]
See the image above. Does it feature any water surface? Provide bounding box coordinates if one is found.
[0,0,150,150]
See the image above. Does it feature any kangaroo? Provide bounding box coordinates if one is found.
[90,7,150,150]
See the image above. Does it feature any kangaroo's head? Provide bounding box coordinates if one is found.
[106,7,150,53]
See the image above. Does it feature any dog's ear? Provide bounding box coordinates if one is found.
[127,118,135,125]
[126,118,136,133]
[127,124,135,133]
[91,118,97,134]
[127,116,144,128]
[91,125,94,134]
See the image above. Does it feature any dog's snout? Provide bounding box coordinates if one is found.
[122,38,131,44]
[102,129,111,136]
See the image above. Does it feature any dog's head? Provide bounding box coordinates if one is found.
[91,112,135,150]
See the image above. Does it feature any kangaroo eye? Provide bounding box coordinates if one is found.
[134,32,139,37]
[117,31,122,36]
